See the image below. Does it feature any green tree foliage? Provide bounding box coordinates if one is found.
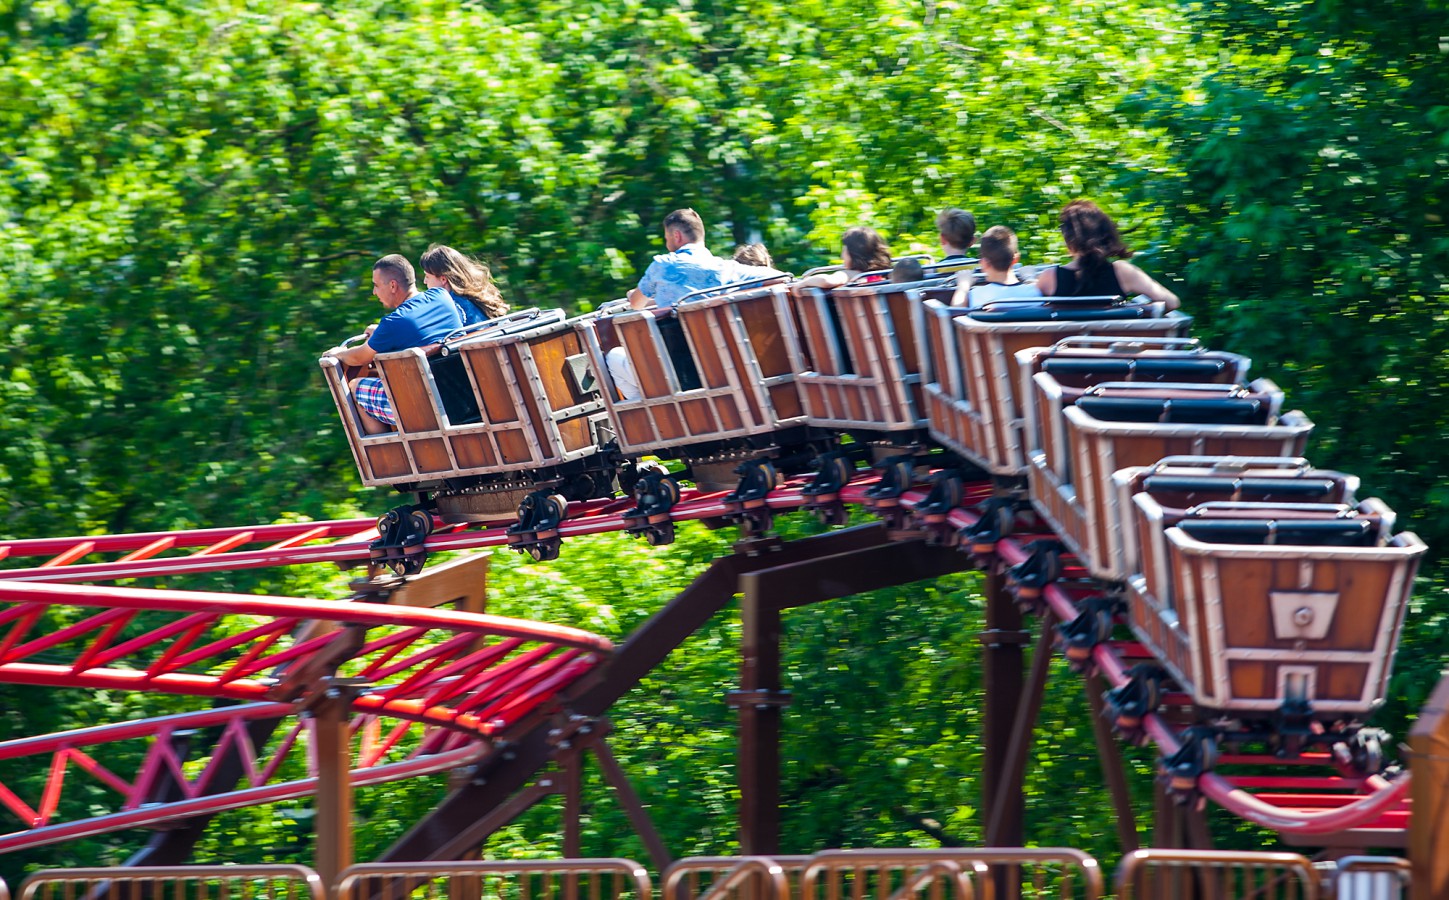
[0,0,1444,879]
[1130,0,1449,554]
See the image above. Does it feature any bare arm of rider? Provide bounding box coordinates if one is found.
[1114,260,1180,311]
[627,287,655,310]
[327,342,377,367]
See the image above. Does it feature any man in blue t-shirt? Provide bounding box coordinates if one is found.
[325,254,463,433]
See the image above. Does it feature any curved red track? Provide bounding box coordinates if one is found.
[0,475,1413,853]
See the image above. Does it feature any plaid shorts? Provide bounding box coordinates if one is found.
[354,377,396,425]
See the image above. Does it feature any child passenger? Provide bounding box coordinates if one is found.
[890,258,925,283]
[732,243,773,268]
[953,226,1041,308]
[797,227,894,288]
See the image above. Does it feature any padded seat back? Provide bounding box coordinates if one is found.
[1075,395,1269,426]
[970,304,1152,324]
[1177,517,1376,547]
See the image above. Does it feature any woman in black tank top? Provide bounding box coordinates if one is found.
[1035,200,1180,310]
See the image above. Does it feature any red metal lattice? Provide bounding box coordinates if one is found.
[0,703,480,852]
[0,581,612,852]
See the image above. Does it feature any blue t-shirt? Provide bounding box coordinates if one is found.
[451,291,491,327]
[368,287,464,354]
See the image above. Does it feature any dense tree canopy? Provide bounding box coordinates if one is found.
[0,0,1444,882]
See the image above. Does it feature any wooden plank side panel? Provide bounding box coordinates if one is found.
[740,295,794,377]
[450,433,498,470]
[796,298,839,375]
[712,396,745,432]
[556,415,593,454]
[924,312,955,397]
[410,438,453,474]
[365,442,413,479]
[617,408,654,447]
[1229,661,1273,703]
[711,307,766,426]
[1321,662,1372,701]
[495,427,535,466]
[801,379,828,420]
[1219,557,1275,648]
[463,346,520,425]
[528,330,589,411]
[885,292,921,375]
[767,383,803,421]
[652,403,687,442]
[1180,554,1218,706]
[618,319,674,400]
[837,296,875,379]
[379,357,441,434]
[843,382,869,423]
[683,310,732,389]
[508,343,556,462]
[679,397,719,435]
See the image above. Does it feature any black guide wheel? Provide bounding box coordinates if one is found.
[1006,539,1064,603]
[802,451,854,525]
[371,508,404,563]
[1161,726,1220,799]
[724,458,778,537]
[1333,727,1387,777]
[1057,595,1118,668]
[395,508,433,576]
[863,454,918,508]
[507,490,569,561]
[962,496,1017,555]
[1104,664,1165,741]
[624,471,681,547]
[913,469,964,525]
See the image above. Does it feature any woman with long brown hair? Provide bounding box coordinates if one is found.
[420,244,509,324]
[798,226,894,288]
[1035,200,1179,309]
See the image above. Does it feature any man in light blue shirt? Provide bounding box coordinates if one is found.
[627,208,775,309]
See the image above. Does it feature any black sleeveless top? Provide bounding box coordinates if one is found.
[1054,263,1123,297]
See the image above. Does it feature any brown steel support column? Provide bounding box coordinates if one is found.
[561,746,582,858]
[732,576,788,855]
[589,735,673,871]
[1153,778,1184,847]
[730,536,970,857]
[981,567,1027,850]
[1084,673,1140,854]
[313,687,354,898]
[985,611,1056,846]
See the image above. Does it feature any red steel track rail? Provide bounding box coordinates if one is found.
[0,468,1414,851]
[0,486,821,584]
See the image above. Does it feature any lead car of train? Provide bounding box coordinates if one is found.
[320,265,1426,780]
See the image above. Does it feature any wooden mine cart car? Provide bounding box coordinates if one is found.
[1026,375,1314,581]
[1120,457,1425,722]
[920,296,1193,477]
[574,278,808,484]
[320,309,617,522]
[789,278,943,441]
